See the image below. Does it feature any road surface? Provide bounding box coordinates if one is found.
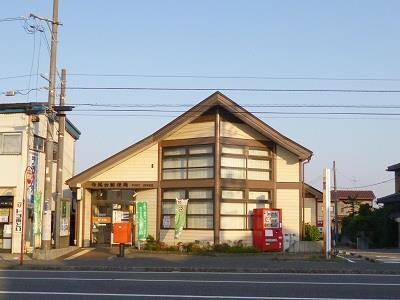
[0,270,399,299]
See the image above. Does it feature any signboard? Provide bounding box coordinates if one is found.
[175,198,188,239]
[15,201,23,232]
[27,152,39,209]
[93,216,112,224]
[136,202,148,241]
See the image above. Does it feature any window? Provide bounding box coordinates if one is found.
[0,132,22,154]
[221,145,272,181]
[32,135,45,152]
[220,189,270,230]
[162,145,214,180]
[53,142,59,160]
[161,188,213,229]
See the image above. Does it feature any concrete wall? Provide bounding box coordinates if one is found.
[220,230,252,245]
[160,229,214,245]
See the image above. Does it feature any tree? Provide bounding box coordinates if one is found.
[342,195,362,216]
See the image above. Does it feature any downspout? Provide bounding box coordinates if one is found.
[301,157,312,239]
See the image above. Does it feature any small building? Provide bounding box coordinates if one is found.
[377,163,400,247]
[0,102,80,253]
[66,92,313,250]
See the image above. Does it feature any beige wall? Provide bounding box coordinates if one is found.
[221,121,267,140]
[276,145,300,182]
[220,230,252,245]
[304,198,317,226]
[91,144,158,181]
[165,121,214,140]
[82,188,92,247]
[276,189,300,249]
[160,229,214,245]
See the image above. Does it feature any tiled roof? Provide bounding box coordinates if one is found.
[331,190,375,200]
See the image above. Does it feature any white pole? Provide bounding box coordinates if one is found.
[323,168,331,259]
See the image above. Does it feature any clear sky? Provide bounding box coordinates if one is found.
[1,1,399,198]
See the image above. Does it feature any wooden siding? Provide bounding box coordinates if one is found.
[276,189,300,249]
[160,229,214,245]
[91,144,158,181]
[136,189,157,239]
[220,230,253,245]
[164,121,214,140]
[304,198,317,226]
[221,121,268,140]
[276,145,300,182]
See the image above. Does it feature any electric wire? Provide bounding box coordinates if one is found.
[66,86,400,93]
[68,73,400,82]
[337,178,394,190]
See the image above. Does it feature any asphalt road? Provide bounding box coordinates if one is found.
[0,270,399,299]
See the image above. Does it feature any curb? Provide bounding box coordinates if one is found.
[340,250,377,263]
[0,265,398,274]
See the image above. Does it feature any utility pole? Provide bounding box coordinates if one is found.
[55,69,66,249]
[323,168,331,259]
[333,161,338,251]
[42,0,60,250]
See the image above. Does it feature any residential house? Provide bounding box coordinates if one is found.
[0,102,80,253]
[377,163,400,247]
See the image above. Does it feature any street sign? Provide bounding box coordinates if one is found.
[25,166,34,187]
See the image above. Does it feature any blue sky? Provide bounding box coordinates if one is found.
[1,1,399,197]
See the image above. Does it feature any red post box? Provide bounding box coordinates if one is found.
[253,208,283,252]
[113,222,132,244]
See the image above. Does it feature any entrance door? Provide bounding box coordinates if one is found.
[92,204,112,245]
[0,196,13,251]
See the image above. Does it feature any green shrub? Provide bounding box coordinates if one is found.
[304,223,321,241]
[144,234,161,250]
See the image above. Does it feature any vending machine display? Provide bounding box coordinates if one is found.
[252,208,283,252]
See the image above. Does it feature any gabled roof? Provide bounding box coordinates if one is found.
[305,183,323,199]
[387,163,400,172]
[66,92,313,187]
[331,190,375,200]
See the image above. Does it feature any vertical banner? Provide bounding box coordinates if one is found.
[33,191,42,246]
[136,202,148,241]
[27,152,38,209]
[174,198,188,239]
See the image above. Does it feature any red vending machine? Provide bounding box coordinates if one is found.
[253,208,283,252]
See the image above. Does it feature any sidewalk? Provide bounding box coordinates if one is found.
[0,247,399,274]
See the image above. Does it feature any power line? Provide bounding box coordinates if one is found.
[68,73,400,82]
[71,108,400,116]
[66,86,400,93]
[68,113,400,120]
[337,178,394,190]
[0,17,26,23]
[70,103,400,109]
